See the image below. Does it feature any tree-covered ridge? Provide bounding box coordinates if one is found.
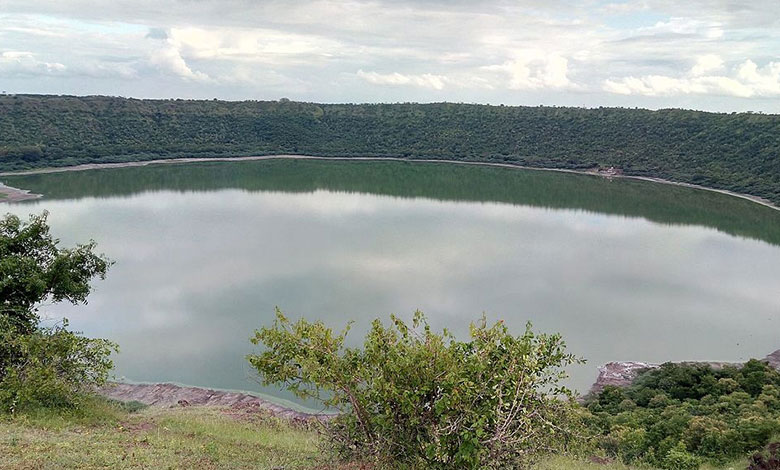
[1,95,779,204]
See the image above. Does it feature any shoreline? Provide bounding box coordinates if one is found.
[100,382,333,421]
[0,182,42,202]
[1,154,778,211]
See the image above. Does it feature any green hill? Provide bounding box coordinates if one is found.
[1,95,778,204]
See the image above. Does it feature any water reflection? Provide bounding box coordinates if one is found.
[5,159,780,246]
[2,161,779,408]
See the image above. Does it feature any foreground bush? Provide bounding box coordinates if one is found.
[0,319,116,412]
[0,212,114,412]
[249,310,583,469]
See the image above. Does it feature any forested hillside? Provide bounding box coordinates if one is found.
[1,95,778,204]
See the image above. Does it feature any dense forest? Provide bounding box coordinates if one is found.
[1,95,779,204]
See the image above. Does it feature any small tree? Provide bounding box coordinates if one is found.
[249,309,583,469]
[1,212,115,411]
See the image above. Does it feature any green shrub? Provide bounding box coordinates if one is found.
[0,321,117,412]
[248,309,583,469]
[664,442,701,470]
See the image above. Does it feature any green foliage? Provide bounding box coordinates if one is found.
[0,212,115,413]
[0,320,116,412]
[1,95,779,205]
[586,361,780,469]
[0,211,111,334]
[248,309,583,469]
[664,442,701,470]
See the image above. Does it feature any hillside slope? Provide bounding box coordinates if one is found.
[1,95,778,204]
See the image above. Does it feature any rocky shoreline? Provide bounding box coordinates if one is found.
[100,382,333,421]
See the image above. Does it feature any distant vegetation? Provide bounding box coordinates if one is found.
[1,95,779,204]
[586,361,780,469]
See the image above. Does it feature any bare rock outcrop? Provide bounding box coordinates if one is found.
[766,349,780,370]
[100,382,333,421]
[589,361,658,395]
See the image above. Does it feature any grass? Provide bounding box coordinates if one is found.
[0,398,750,470]
[537,455,747,470]
[0,398,327,470]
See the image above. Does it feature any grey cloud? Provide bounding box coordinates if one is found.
[146,27,168,40]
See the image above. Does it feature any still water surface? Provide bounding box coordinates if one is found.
[3,159,780,408]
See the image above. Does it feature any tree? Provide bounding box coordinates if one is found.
[0,211,110,334]
[0,212,115,411]
[248,309,583,469]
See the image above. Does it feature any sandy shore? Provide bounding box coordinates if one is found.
[1,154,778,211]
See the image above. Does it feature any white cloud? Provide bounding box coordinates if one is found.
[641,17,724,39]
[0,50,66,76]
[690,54,724,76]
[149,46,210,82]
[167,27,344,64]
[482,52,576,90]
[737,60,780,96]
[604,58,780,97]
[357,70,448,90]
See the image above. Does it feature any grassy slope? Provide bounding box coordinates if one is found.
[0,400,326,470]
[0,399,745,470]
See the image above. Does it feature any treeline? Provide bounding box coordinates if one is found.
[1,94,779,204]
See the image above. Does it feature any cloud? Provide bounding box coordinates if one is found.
[482,52,576,90]
[0,51,66,76]
[641,17,724,39]
[0,1,779,110]
[357,70,448,90]
[145,27,168,40]
[165,27,346,65]
[604,58,780,97]
[148,46,210,82]
[690,54,724,76]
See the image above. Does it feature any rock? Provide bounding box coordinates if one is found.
[99,382,334,422]
[589,361,658,395]
[765,350,780,370]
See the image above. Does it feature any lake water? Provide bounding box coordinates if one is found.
[3,159,780,409]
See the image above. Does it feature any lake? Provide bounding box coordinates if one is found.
[3,158,780,410]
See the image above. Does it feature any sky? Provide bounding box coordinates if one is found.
[0,0,779,112]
